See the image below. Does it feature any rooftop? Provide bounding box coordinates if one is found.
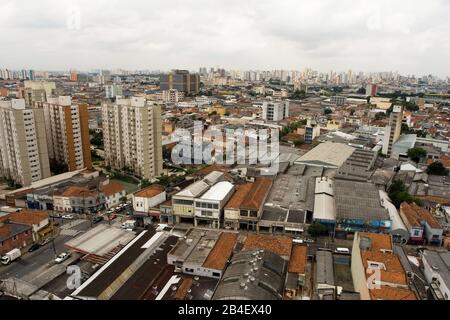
[369,286,416,300]
[0,222,31,242]
[60,186,98,198]
[400,202,441,229]
[199,181,234,201]
[134,185,165,198]
[296,142,355,168]
[334,180,389,221]
[213,250,287,300]
[243,234,292,257]
[240,178,273,210]
[202,232,238,270]
[1,210,48,225]
[100,182,125,197]
[224,183,253,209]
[288,245,307,274]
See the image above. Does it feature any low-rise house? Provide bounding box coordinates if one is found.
[132,185,166,217]
[400,202,443,245]
[0,210,51,242]
[421,250,450,300]
[351,232,416,300]
[0,221,33,255]
[194,181,235,229]
[285,244,308,298]
[53,186,105,214]
[100,182,126,209]
[239,178,273,231]
[224,183,253,230]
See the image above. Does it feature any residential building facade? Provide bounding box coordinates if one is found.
[38,96,92,172]
[102,96,163,180]
[0,99,51,186]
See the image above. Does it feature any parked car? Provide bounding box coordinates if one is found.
[93,216,104,224]
[41,238,51,246]
[62,214,74,220]
[108,214,117,221]
[335,247,350,254]
[304,239,315,244]
[28,244,41,252]
[54,252,71,264]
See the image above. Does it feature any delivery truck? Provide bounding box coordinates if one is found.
[1,248,22,265]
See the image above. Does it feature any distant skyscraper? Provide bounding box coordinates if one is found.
[70,70,78,81]
[382,105,403,156]
[0,99,51,186]
[38,96,92,172]
[160,70,200,94]
[102,97,163,180]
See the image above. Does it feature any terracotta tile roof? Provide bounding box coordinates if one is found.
[100,181,124,197]
[202,232,238,270]
[370,286,416,300]
[160,199,172,207]
[6,210,49,225]
[288,245,308,274]
[400,202,441,229]
[240,178,273,210]
[224,183,253,209]
[175,277,193,300]
[134,185,165,198]
[243,234,292,256]
[359,232,392,252]
[61,186,98,198]
[361,251,408,285]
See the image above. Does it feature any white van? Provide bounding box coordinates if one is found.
[335,247,350,254]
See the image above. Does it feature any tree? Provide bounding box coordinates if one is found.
[427,161,449,176]
[140,179,151,188]
[388,180,422,208]
[290,89,307,100]
[407,148,426,163]
[120,196,128,204]
[324,108,333,115]
[294,139,304,147]
[90,130,104,149]
[308,223,329,237]
[357,87,366,95]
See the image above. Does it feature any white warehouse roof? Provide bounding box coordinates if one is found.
[199,181,234,201]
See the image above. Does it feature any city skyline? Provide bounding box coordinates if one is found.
[1,0,450,77]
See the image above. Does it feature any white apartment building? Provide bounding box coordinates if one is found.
[156,89,184,103]
[102,96,163,180]
[38,96,92,172]
[0,99,51,186]
[261,101,289,121]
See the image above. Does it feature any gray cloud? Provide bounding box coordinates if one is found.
[0,0,449,77]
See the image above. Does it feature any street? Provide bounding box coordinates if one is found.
[0,218,93,280]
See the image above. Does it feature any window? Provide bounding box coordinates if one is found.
[13,235,18,241]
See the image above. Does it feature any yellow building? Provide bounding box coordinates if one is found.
[208,104,226,116]
[326,119,342,130]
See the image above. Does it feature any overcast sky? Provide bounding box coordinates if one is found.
[1,0,449,77]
